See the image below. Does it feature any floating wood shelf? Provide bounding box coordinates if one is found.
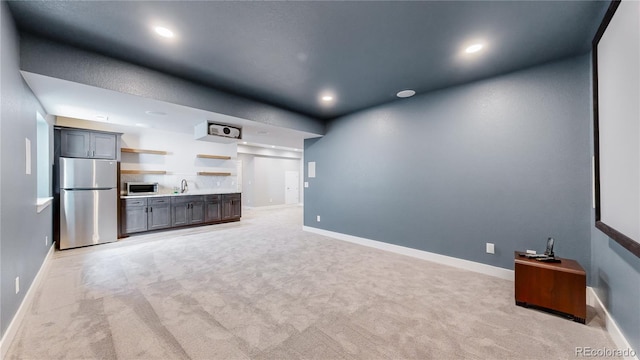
[197,172,232,176]
[196,154,232,160]
[120,170,167,175]
[121,148,167,155]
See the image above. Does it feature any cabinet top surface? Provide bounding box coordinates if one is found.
[122,192,240,199]
[55,126,123,135]
[514,251,585,274]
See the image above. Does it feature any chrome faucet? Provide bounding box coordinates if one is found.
[180,179,188,193]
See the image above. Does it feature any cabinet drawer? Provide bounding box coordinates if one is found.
[123,198,147,207]
[149,197,170,205]
[171,195,204,204]
[204,194,221,202]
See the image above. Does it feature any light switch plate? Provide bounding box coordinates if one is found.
[25,138,31,175]
[486,243,495,254]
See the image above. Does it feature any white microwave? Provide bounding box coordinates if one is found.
[126,182,158,195]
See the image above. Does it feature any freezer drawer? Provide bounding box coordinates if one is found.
[60,188,117,249]
[60,157,117,189]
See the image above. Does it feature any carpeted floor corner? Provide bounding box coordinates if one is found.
[6,206,620,359]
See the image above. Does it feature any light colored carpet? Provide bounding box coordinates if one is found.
[6,206,618,359]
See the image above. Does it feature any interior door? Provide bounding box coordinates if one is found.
[285,171,299,205]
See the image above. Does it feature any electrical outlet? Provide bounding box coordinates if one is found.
[486,243,495,254]
[15,277,20,294]
[317,215,321,222]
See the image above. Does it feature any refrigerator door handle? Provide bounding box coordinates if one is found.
[63,188,114,191]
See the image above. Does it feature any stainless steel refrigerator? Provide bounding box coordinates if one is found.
[59,158,117,250]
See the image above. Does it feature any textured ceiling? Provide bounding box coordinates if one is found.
[7,1,609,120]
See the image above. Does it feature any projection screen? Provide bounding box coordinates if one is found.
[593,0,640,257]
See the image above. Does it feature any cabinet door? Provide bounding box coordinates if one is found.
[121,204,147,234]
[230,195,242,218]
[190,200,205,224]
[221,197,231,220]
[172,202,189,227]
[222,194,241,220]
[205,195,221,222]
[91,132,117,159]
[60,130,91,158]
[148,198,171,230]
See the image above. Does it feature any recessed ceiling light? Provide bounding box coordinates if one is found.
[153,26,175,39]
[145,110,166,116]
[396,90,416,98]
[257,130,269,135]
[135,123,151,128]
[465,43,483,54]
[95,115,108,120]
[242,141,248,144]
[271,146,276,148]
[321,95,333,102]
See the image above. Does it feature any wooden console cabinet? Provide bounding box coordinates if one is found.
[514,251,586,323]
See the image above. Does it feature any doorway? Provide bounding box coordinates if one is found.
[285,171,300,204]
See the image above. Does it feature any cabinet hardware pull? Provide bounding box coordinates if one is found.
[150,207,153,213]
[87,150,90,156]
[145,207,148,213]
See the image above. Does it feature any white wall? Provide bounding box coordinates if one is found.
[238,148,302,207]
[56,117,238,194]
[254,157,301,206]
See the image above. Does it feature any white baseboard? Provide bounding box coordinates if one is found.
[302,226,514,281]
[245,203,302,210]
[0,244,54,359]
[587,287,639,360]
[304,226,637,359]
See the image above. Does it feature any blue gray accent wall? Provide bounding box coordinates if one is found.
[1,3,53,338]
[305,55,593,274]
[19,34,325,136]
[591,222,640,352]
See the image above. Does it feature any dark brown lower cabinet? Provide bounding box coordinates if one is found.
[514,251,586,323]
